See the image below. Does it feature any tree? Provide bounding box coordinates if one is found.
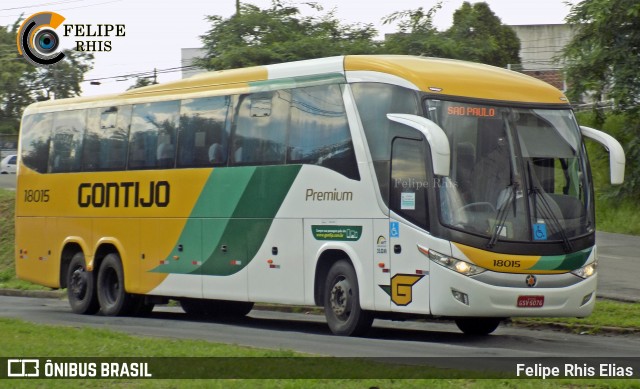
[563,0,640,114]
[0,17,94,134]
[0,20,35,134]
[381,2,520,67]
[26,50,93,101]
[127,76,156,90]
[443,2,520,67]
[563,0,640,199]
[197,1,380,70]
[381,3,457,57]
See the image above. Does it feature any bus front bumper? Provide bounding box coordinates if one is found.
[429,264,597,318]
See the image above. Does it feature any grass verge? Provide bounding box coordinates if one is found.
[512,299,640,334]
[0,317,634,388]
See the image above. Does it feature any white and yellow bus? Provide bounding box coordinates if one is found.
[16,55,625,336]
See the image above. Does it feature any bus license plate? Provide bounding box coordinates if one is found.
[517,295,544,308]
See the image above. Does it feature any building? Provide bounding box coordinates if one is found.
[509,24,575,91]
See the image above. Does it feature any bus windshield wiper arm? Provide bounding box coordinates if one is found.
[527,161,573,252]
[487,184,516,249]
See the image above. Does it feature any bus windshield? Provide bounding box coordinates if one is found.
[425,99,594,244]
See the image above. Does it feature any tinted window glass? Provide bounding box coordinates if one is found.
[289,85,359,180]
[351,83,420,204]
[178,96,231,167]
[391,138,429,228]
[49,110,86,173]
[128,101,179,169]
[231,91,288,165]
[21,113,52,173]
[83,105,131,171]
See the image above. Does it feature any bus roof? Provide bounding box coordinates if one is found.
[25,55,568,113]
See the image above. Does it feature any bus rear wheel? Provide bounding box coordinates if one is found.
[323,260,373,336]
[455,318,502,336]
[67,252,99,314]
[97,253,135,316]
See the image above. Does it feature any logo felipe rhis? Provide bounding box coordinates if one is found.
[17,12,66,66]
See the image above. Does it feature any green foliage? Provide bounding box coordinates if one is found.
[564,0,640,115]
[197,2,380,70]
[381,4,456,57]
[381,1,520,67]
[0,18,93,134]
[443,2,521,67]
[514,299,640,332]
[127,76,156,90]
[577,110,640,203]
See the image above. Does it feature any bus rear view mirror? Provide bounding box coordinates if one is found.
[387,113,451,177]
[580,126,625,185]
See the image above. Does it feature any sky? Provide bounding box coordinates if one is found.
[2,0,577,97]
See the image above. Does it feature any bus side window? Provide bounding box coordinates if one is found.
[351,83,420,203]
[289,84,359,180]
[128,101,179,170]
[178,96,231,167]
[83,106,130,171]
[390,137,430,229]
[21,113,53,173]
[49,110,86,173]
[231,91,288,166]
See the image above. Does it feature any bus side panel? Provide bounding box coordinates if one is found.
[15,217,58,288]
[201,218,249,302]
[303,218,374,311]
[248,218,305,304]
[138,218,197,297]
[388,217,431,315]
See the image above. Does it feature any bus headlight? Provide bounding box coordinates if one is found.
[428,250,486,276]
[571,260,597,279]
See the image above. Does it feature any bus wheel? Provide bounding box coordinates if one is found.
[97,253,134,316]
[67,252,99,314]
[455,318,502,336]
[323,260,373,336]
[180,298,208,316]
[219,301,254,317]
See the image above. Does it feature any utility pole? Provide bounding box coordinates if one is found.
[153,68,158,84]
[236,0,240,15]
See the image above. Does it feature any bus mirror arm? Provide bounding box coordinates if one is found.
[580,126,625,185]
[387,113,451,176]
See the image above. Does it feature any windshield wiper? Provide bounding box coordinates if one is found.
[487,184,516,248]
[526,161,573,252]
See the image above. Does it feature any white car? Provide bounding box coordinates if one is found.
[1,154,17,174]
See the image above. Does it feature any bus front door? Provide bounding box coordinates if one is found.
[387,137,431,315]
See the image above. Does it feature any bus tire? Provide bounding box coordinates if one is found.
[455,318,502,336]
[67,252,99,315]
[323,260,373,336]
[97,253,134,316]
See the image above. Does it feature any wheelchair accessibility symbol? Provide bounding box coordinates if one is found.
[533,223,547,240]
[390,221,400,238]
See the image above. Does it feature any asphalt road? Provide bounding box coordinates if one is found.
[0,173,15,190]
[1,295,639,363]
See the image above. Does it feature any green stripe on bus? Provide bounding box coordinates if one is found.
[151,165,301,276]
[529,248,592,271]
[250,73,346,93]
